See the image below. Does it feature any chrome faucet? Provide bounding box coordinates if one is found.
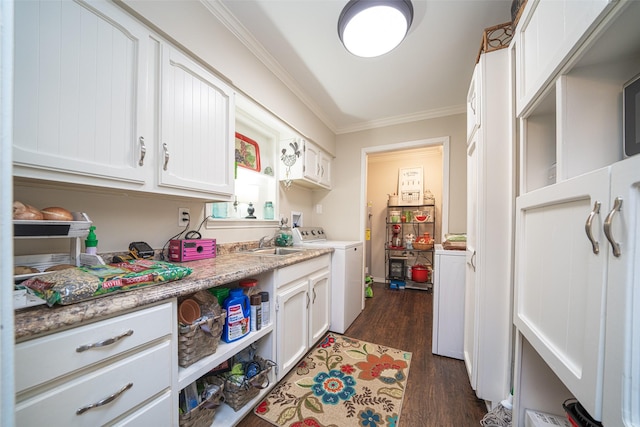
[258,235,273,248]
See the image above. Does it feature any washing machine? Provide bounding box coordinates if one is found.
[293,227,364,333]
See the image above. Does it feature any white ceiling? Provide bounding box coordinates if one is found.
[212,0,513,134]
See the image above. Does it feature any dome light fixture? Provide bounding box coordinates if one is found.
[338,0,414,58]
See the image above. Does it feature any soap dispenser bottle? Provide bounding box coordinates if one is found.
[85,226,98,255]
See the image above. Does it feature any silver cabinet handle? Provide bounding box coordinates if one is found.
[76,329,134,353]
[312,288,317,304]
[471,250,476,272]
[76,382,133,415]
[470,91,476,116]
[585,201,601,255]
[306,291,310,309]
[138,136,146,166]
[163,143,170,171]
[604,197,623,257]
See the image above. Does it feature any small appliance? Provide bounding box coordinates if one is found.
[169,239,216,262]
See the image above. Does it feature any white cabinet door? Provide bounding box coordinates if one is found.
[159,44,235,198]
[514,167,610,419]
[303,141,320,183]
[602,155,640,427]
[515,0,611,114]
[467,65,481,138]
[276,279,309,379]
[309,269,330,345]
[13,0,149,185]
[464,130,479,389]
[317,151,332,188]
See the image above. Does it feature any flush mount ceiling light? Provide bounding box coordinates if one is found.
[338,0,414,58]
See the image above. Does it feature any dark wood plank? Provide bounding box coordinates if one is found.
[236,282,487,426]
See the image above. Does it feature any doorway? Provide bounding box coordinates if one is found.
[360,137,449,282]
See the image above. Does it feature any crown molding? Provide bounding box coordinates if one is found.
[201,0,337,133]
[335,104,466,134]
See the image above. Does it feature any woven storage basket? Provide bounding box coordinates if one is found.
[178,304,226,368]
[178,385,223,427]
[413,240,434,251]
[210,357,276,412]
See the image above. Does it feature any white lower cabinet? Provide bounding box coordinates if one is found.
[275,255,331,380]
[15,301,176,426]
[513,155,640,425]
[602,156,640,427]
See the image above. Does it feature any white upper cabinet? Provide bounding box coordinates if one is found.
[466,65,481,139]
[13,0,150,185]
[515,0,613,115]
[13,0,236,200]
[158,44,235,198]
[279,138,332,190]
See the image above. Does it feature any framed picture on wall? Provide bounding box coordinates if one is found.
[235,132,261,172]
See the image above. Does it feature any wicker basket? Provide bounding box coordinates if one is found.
[210,357,276,412]
[178,384,223,427]
[178,305,226,368]
[413,240,434,251]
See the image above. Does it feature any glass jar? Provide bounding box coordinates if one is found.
[274,218,293,247]
[264,201,274,220]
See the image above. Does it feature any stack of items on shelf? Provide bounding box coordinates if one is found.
[207,345,276,412]
[178,291,226,368]
[442,233,466,251]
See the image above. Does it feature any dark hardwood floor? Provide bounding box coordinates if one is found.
[237,282,487,426]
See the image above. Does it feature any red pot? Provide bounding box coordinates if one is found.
[411,264,429,282]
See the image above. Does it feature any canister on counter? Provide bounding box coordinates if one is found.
[250,294,262,332]
[260,291,270,328]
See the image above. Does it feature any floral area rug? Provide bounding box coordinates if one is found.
[254,333,412,427]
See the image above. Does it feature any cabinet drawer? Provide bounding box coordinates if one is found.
[16,340,172,426]
[16,302,174,393]
[111,390,173,427]
[276,255,330,288]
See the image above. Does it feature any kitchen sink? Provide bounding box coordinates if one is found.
[244,247,305,256]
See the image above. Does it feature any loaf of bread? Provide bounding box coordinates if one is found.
[13,201,44,220]
[14,266,40,275]
[41,207,74,221]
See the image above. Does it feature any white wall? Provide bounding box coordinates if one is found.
[313,114,467,242]
[367,147,443,280]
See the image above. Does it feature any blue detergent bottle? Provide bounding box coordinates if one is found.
[222,288,251,343]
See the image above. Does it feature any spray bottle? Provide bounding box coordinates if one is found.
[85,226,98,255]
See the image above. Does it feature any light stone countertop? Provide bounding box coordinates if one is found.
[14,248,333,342]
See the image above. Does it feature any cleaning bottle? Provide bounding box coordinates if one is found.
[85,226,98,255]
[222,288,251,343]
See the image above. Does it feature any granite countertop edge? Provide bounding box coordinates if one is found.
[14,248,333,342]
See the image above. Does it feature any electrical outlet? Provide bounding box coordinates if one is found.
[178,208,190,227]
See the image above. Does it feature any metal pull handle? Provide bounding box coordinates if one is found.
[76,382,133,415]
[470,91,476,116]
[604,197,623,257]
[585,201,601,255]
[138,136,146,166]
[306,292,310,309]
[470,250,476,272]
[312,288,317,304]
[76,329,134,353]
[163,143,170,171]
